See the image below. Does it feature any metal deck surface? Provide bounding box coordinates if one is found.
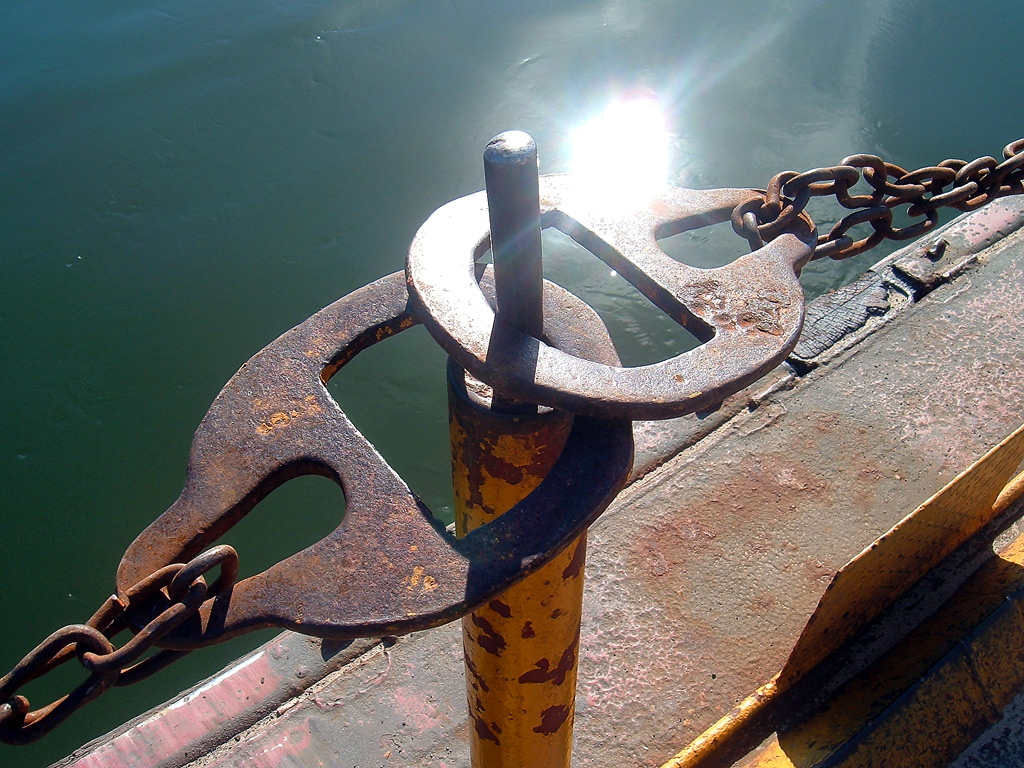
[57,201,1024,768]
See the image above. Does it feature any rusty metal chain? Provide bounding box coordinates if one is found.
[0,545,238,745]
[732,138,1024,260]
[0,270,634,746]
[6,136,1024,747]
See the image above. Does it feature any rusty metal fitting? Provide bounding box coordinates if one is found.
[113,271,631,648]
[449,361,586,768]
[408,176,816,419]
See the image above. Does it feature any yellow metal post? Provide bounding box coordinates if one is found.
[446,129,587,767]
[449,362,586,768]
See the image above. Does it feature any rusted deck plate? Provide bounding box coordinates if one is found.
[571,226,1024,767]
[60,205,1024,768]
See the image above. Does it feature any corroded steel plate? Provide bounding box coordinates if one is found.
[116,271,632,647]
[406,175,817,419]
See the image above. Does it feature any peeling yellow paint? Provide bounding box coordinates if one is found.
[406,565,438,593]
[450,390,580,768]
[254,396,323,437]
[408,565,424,590]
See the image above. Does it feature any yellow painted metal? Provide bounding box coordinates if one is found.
[659,679,779,768]
[659,422,1024,768]
[737,514,1024,768]
[449,366,585,768]
[780,420,1024,687]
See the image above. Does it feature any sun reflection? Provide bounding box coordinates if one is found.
[569,94,672,209]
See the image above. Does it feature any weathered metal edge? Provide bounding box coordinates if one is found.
[658,478,1024,768]
[790,196,1024,373]
[54,199,1024,768]
[53,636,383,768]
[630,197,1024,480]
[734,495,1024,768]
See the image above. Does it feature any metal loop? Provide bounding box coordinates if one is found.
[0,626,118,745]
[124,563,185,603]
[757,184,811,240]
[80,579,209,676]
[31,595,127,676]
[863,161,925,199]
[899,166,956,192]
[835,155,887,208]
[764,171,797,218]
[824,231,886,260]
[88,594,128,634]
[907,181,979,217]
[987,152,1024,191]
[168,545,239,603]
[77,546,239,677]
[810,235,855,261]
[882,207,940,241]
[730,197,766,250]
[841,153,885,175]
[956,156,997,186]
[955,194,996,213]
[824,205,891,258]
[951,158,1000,210]
[1004,139,1024,160]
[782,166,860,198]
[741,211,764,250]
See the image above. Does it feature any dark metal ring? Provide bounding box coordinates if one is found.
[406,174,817,420]
[80,579,209,674]
[167,545,239,602]
[115,270,632,647]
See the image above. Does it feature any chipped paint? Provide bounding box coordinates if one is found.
[534,705,572,735]
[450,368,592,768]
[65,649,276,768]
[517,640,578,685]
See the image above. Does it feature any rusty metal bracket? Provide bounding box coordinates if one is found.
[406,175,817,420]
[115,270,632,648]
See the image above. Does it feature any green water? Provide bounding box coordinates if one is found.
[3,1,1024,765]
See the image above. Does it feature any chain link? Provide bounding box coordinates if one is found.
[733,138,1024,260]
[0,545,238,745]
[6,139,1024,748]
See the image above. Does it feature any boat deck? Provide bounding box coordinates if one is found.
[57,199,1024,768]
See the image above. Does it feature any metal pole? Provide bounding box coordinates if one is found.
[484,130,544,416]
[448,132,587,767]
[449,363,586,768]
[484,130,544,342]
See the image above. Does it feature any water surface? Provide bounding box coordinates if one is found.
[3,2,1024,764]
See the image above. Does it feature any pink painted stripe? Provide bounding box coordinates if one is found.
[68,645,282,768]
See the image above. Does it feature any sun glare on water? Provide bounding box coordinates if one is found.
[569,95,672,209]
